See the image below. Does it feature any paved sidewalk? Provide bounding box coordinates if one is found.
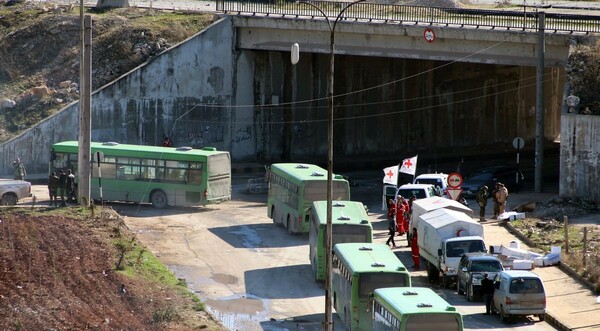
[483,191,600,331]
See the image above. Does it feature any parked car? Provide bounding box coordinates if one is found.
[492,270,546,322]
[413,173,448,197]
[457,253,504,301]
[396,183,436,200]
[0,179,32,205]
[461,166,524,198]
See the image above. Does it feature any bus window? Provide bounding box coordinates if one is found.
[406,314,461,331]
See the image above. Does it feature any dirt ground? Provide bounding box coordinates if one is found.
[0,207,226,330]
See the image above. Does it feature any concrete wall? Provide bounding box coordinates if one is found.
[560,114,600,200]
[249,50,565,165]
[0,17,237,176]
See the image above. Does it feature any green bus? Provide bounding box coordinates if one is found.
[332,243,411,331]
[309,200,372,282]
[50,141,231,208]
[373,287,464,331]
[267,163,350,234]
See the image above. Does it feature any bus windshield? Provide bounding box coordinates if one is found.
[304,181,350,202]
[359,273,409,297]
[328,224,371,246]
[406,314,461,331]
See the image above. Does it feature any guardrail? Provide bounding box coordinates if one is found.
[216,0,600,34]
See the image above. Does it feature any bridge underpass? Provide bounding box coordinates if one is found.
[229,12,577,168]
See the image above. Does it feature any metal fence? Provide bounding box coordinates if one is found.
[216,0,600,34]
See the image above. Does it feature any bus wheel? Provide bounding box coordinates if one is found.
[286,215,293,234]
[271,206,277,224]
[1,193,17,206]
[150,190,168,209]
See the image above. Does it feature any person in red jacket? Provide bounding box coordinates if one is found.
[387,199,396,219]
[410,227,420,270]
[395,196,406,236]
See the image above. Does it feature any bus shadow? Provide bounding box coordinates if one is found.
[245,265,322,299]
[259,313,345,330]
[208,224,308,248]
[110,202,220,217]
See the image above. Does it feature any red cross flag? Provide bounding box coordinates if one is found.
[383,165,399,185]
[399,156,418,176]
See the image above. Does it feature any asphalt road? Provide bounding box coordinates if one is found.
[46,170,556,331]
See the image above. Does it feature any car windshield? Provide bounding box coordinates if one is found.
[415,178,443,187]
[398,188,426,199]
[471,260,503,272]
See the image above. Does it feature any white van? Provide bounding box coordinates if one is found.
[413,173,448,197]
[492,270,546,322]
[396,183,437,200]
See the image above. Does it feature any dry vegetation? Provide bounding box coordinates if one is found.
[0,1,215,141]
[511,198,600,292]
[0,206,227,330]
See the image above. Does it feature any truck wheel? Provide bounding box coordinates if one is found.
[1,193,17,206]
[457,281,464,295]
[538,314,546,322]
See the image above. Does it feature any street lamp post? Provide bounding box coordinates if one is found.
[296,1,366,329]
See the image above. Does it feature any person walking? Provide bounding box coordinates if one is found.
[476,185,489,222]
[57,170,67,207]
[48,172,59,207]
[385,215,397,248]
[410,227,420,270]
[481,273,495,315]
[162,135,173,147]
[496,183,509,215]
[13,158,26,180]
[387,198,396,219]
[66,169,76,203]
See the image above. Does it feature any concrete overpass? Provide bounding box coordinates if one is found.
[2,3,599,197]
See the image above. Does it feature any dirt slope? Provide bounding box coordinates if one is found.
[0,1,215,141]
[0,207,226,330]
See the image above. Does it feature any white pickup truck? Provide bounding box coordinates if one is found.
[0,179,32,205]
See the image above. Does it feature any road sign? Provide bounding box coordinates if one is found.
[447,188,463,201]
[513,137,525,150]
[424,28,435,43]
[447,172,463,188]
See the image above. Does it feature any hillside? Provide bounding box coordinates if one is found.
[0,1,216,142]
[0,206,227,330]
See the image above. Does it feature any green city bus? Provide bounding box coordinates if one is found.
[50,141,231,208]
[267,163,350,234]
[309,200,372,282]
[332,243,411,331]
[372,287,463,331]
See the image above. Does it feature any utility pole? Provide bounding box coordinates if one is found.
[534,11,545,193]
[78,7,92,206]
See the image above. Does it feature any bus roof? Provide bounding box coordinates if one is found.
[311,201,370,227]
[270,163,347,183]
[333,243,407,273]
[52,141,229,161]
[374,287,460,315]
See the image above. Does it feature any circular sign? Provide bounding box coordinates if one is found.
[423,28,435,43]
[447,172,463,188]
[512,137,525,150]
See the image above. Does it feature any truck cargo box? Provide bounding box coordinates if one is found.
[410,196,474,230]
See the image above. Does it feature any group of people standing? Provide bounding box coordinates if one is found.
[48,169,76,207]
[386,195,420,270]
[475,182,509,222]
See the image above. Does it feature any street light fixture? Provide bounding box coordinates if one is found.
[294,1,366,329]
